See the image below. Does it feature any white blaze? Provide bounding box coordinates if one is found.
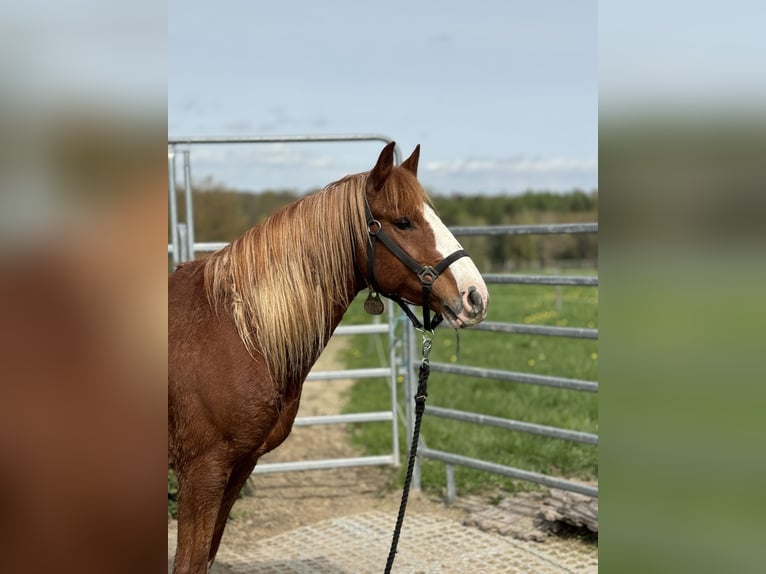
[422,204,488,303]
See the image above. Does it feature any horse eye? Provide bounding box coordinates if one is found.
[394,218,412,230]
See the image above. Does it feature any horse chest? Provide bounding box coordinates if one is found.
[256,392,302,457]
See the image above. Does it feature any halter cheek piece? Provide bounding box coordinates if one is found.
[363,196,469,332]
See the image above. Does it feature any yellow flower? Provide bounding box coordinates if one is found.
[397,375,405,384]
[450,355,458,363]
[523,309,559,324]
[591,352,598,360]
[538,353,546,361]
[528,359,536,367]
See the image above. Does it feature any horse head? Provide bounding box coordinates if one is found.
[361,142,488,329]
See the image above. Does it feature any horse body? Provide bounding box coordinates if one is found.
[168,143,488,573]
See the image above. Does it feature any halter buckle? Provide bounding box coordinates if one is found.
[417,266,438,285]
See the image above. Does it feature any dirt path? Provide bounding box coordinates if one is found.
[168,337,597,573]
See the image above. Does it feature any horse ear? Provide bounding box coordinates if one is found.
[401,144,420,176]
[367,141,396,192]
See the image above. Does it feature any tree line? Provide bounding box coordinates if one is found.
[175,183,597,270]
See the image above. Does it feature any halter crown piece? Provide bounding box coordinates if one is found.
[363,195,469,332]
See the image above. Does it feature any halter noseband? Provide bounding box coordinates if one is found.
[364,195,469,331]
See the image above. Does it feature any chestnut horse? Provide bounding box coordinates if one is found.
[168,142,488,573]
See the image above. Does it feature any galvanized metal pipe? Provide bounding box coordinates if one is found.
[182,149,195,261]
[176,223,188,263]
[450,223,597,236]
[425,406,598,445]
[253,455,395,475]
[305,367,390,382]
[167,148,180,267]
[292,412,393,427]
[167,133,402,165]
[420,448,598,498]
[457,321,598,340]
[333,323,389,335]
[428,362,598,392]
[482,274,598,286]
[445,464,456,504]
[388,303,401,467]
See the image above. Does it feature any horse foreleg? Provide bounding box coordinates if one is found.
[173,457,231,574]
[207,458,258,564]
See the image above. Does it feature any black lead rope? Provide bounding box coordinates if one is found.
[384,330,433,574]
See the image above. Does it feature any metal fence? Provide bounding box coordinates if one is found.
[404,223,599,499]
[168,134,403,473]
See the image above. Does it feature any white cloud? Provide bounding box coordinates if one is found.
[425,157,597,175]
[172,147,597,195]
[422,156,597,194]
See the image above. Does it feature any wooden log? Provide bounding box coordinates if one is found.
[539,488,598,532]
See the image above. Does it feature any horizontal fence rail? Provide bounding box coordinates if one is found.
[167,242,228,254]
[305,367,390,382]
[482,273,598,286]
[169,134,397,147]
[429,362,599,393]
[419,448,598,498]
[425,406,598,445]
[292,412,393,427]
[251,455,395,475]
[466,321,598,339]
[450,223,598,236]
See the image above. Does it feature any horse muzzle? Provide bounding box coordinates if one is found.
[441,285,489,328]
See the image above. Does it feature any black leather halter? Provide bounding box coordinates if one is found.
[363,196,469,331]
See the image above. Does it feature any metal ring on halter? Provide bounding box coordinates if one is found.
[367,219,382,235]
[417,266,438,285]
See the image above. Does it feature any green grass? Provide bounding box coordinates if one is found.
[339,277,598,496]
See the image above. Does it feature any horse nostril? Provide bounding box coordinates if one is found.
[467,287,483,309]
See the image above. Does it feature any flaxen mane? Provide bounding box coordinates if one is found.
[203,168,428,386]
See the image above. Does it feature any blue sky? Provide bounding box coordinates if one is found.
[169,1,597,195]
[599,2,766,110]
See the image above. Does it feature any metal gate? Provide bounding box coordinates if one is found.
[167,134,404,473]
[404,223,599,499]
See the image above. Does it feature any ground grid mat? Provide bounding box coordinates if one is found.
[186,511,597,574]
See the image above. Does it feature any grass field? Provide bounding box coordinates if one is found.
[337,277,598,496]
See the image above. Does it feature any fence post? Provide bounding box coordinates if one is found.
[177,223,189,263]
[445,464,456,504]
[182,149,195,261]
[387,303,400,467]
[167,147,180,267]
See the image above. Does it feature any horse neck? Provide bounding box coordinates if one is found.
[206,184,370,386]
[323,267,364,340]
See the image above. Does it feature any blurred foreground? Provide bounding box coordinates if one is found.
[0,2,166,572]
